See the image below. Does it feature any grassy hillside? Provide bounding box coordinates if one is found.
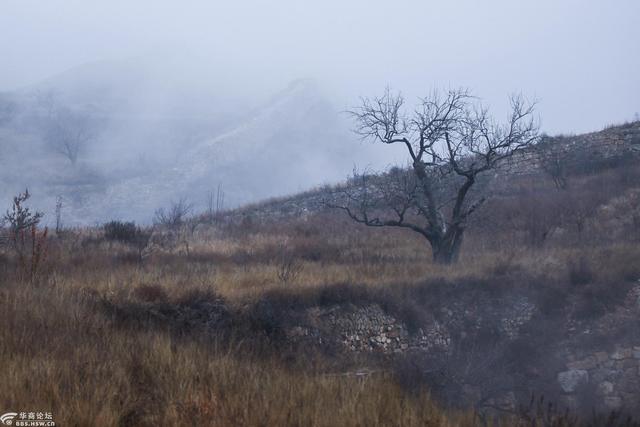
[1,124,640,426]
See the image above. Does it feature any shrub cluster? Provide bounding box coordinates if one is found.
[103,220,152,260]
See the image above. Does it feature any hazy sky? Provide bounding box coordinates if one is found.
[1,0,638,134]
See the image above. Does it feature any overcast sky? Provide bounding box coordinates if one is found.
[1,0,638,134]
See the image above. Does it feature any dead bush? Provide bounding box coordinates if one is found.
[154,198,193,229]
[132,283,168,303]
[3,190,49,283]
[103,220,151,261]
[275,242,303,285]
[103,221,138,243]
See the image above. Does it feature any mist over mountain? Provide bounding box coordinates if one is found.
[0,57,396,225]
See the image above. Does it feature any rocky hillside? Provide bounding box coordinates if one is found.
[222,121,640,223]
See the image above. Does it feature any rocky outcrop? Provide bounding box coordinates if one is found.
[279,282,640,414]
[559,347,640,410]
[95,276,640,414]
[501,121,640,176]
[218,122,640,223]
[286,304,450,354]
[284,294,537,355]
[558,369,589,393]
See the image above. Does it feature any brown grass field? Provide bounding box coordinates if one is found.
[1,161,640,426]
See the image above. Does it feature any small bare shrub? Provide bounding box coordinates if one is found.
[3,190,48,283]
[539,136,571,190]
[15,225,48,284]
[103,221,152,261]
[154,198,193,229]
[104,221,138,242]
[3,189,43,233]
[275,243,303,285]
[501,189,564,248]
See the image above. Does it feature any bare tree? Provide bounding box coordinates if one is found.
[331,88,539,264]
[44,107,93,165]
[36,92,93,166]
[154,198,194,229]
[35,89,57,117]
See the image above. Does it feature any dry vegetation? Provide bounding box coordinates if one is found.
[0,227,475,427]
[1,155,640,426]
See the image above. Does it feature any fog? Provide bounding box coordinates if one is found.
[1,0,639,224]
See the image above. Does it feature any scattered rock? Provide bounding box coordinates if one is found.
[567,356,598,370]
[594,352,609,364]
[558,369,589,393]
[611,348,633,360]
[499,297,536,340]
[597,381,614,396]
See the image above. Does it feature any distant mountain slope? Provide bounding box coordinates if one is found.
[81,78,366,222]
[177,79,363,205]
[0,62,382,225]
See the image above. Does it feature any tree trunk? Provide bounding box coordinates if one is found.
[430,227,464,264]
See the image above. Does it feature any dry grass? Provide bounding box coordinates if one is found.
[2,223,638,425]
[0,260,466,427]
[1,163,640,426]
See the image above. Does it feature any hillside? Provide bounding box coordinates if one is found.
[2,126,640,424]
[2,0,638,425]
[2,65,640,426]
[217,121,640,223]
[4,57,636,228]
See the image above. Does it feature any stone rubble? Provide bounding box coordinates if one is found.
[560,346,640,410]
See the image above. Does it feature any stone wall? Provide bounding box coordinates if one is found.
[285,304,451,354]
[559,347,640,411]
[222,122,640,223]
[281,282,640,414]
